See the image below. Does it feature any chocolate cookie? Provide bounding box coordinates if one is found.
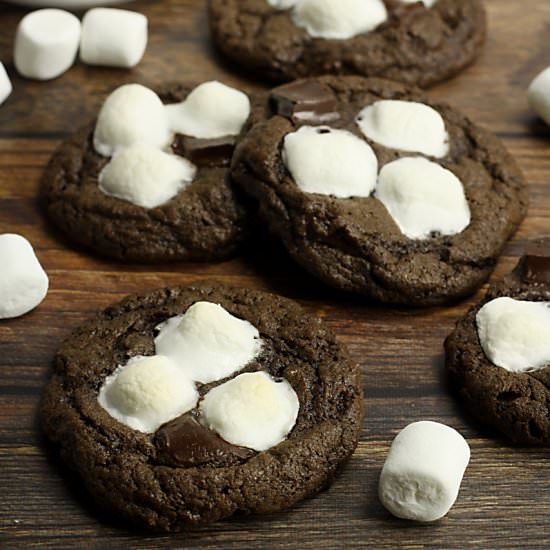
[41,83,257,262]
[231,76,528,306]
[208,0,486,87]
[445,241,550,445]
[41,284,363,531]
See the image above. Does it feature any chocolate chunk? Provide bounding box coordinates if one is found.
[516,239,550,284]
[172,135,236,167]
[154,411,254,468]
[270,81,339,124]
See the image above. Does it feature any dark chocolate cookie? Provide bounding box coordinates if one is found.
[231,76,528,306]
[41,284,363,531]
[445,241,550,445]
[208,0,486,87]
[41,84,256,262]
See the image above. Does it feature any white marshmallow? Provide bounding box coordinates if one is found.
[165,81,251,139]
[155,302,262,384]
[93,84,171,157]
[0,234,48,319]
[283,126,378,198]
[98,144,196,209]
[375,157,470,239]
[98,355,198,434]
[200,371,299,451]
[399,0,438,7]
[356,100,449,158]
[528,67,550,127]
[476,297,550,373]
[379,421,470,522]
[292,0,387,40]
[0,63,12,106]
[14,9,81,81]
[80,8,148,68]
[267,0,298,9]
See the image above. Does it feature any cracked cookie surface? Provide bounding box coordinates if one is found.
[231,76,528,305]
[208,0,486,86]
[41,284,363,531]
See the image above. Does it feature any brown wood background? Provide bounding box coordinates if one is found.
[1,0,550,547]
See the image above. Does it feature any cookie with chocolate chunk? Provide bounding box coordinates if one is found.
[445,240,550,445]
[41,284,363,531]
[208,0,486,86]
[231,76,528,305]
[42,82,259,262]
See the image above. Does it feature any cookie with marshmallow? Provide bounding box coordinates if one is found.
[232,75,528,306]
[42,81,256,262]
[446,238,550,444]
[209,0,486,86]
[41,284,363,530]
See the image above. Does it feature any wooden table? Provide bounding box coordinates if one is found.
[1,1,549,547]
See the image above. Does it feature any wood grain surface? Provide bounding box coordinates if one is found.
[1,0,550,547]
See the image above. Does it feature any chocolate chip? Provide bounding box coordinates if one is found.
[515,239,550,284]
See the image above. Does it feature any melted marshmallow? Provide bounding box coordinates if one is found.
[154,301,262,384]
[98,355,198,433]
[98,144,196,208]
[292,0,387,40]
[476,297,550,373]
[283,126,378,198]
[356,100,449,158]
[165,81,250,139]
[93,84,171,157]
[375,157,470,239]
[200,371,300,451]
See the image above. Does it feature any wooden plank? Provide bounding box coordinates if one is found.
[1,0,550,547]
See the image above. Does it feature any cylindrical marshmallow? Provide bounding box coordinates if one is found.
[528,67,550,127]
[379,421,470,522]
[0,234,49,319]
[14,9,81,81]
[80,8,148,68]
[0,62,12,106]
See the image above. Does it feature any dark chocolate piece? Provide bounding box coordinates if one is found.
[270,81,339,124]
[155,410,254,467]
[517,239,550,284]
[172,135,236,167]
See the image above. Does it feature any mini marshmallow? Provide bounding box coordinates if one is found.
[98,355,198,434]
[356,100,449,158]
[200,371,299,451]
[14,9,81,81]
[528,67,550,127]
[375,157,470,239]
[292,0,387,40]
[165,81,251,139]
[93,84,171,157]
[98,144,196,209]
[283,126,378,198]
[476,297,550,373]
[0,63,12,106]
[155,302,262,384]
[379,421,470,522]
[0,234,48,319]
[80,8,148,68]
[267,0,298,8]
